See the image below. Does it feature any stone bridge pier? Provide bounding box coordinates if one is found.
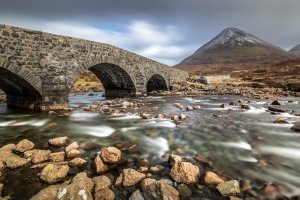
[0,25,188,110]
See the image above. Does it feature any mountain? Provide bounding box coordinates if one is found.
[176,27,295,67]
[289,44,300,58]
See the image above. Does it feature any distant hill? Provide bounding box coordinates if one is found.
[176,27,295,68]
[289,44,300,58]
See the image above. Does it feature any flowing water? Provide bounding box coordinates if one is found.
[1,93,300,198]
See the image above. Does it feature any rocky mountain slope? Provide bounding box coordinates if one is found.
[289,44,300,58]
[176,28,295,67]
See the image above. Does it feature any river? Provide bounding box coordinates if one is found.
[0,93,300,199]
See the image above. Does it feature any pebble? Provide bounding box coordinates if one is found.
[216,180,240,197]
[100,147,121,163]
[48,137,69,147]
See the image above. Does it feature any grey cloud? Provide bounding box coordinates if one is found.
[0,0,300,63]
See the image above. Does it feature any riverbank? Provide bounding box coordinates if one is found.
[1,95,300,199]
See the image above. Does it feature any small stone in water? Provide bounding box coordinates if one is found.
[217,180,240,197]
[179,114,187,120]
[93,175,112,191]
[65,142,79,152]
[79,141,100,150]
[67,149,81,158]
[186,106,194,111]
[204,171,225,185]
[100,147,121,163]
[40,163,69,184]
[94,156,109,174]
[69,157,87,167]
[176,184,192,198]
[116,168,146,187]
[14,139,35,153]
[274,118,289,124]
[94,188,115,200]
[48,137,69,147]
[193,105,201,110]
[170,161,199,184]
[49,152,65,162]
[291,121,300,132]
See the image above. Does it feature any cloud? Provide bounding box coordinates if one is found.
[1,0,300,63]
[0,18,193,65]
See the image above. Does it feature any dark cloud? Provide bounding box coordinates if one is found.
[0,0,300,64]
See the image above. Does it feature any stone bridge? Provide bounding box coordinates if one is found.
[0,24,188,110]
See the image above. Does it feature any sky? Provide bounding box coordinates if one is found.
[0,0,300,65]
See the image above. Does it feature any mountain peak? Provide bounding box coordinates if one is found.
[176,28,295,66]
[196,27,266,53]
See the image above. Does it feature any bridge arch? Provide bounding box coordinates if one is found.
[0,67,42,109]
[88,63,136,97]
[146,74,169,93]
[67,56,138,97]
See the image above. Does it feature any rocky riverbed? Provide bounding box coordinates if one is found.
[0,135,298,200]
[1,94,300,199]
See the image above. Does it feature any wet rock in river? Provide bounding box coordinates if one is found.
[176,184,192,198]
[29,185,60,200]
[49,152,65,162]
[0,183,3,195]
[261,184,281,199]
[24,149,51,164]
[216,180,240,197]
[31,173,94,200]
[169,154,182,166]
[100,147,121,163]
[14,139,35,153]
[240,104,251,110]
[140,178,179,200]
[94,156,109,174]
[57,172,94,200]
[274,118,289,124]
[94,188,115,200]
[220,104,229,108]
[115,168,146,187]
[0,145,29,169]
[174,103,184,110]
[129,190,145,200]
[69,158,87,167]
[48,137,70,147]
[203,171,225,185]
[268,105,286,113]
[179,114,187,120]
[271,100,282,106]
[4,156,28,169]
[186,106,194,111]
[171,115,180,122]
[93,175,112,191]
[170,161,199,184]
[65,142,79,152]
[194,153,213,167]
[155,114,165,119]
[0,161,4,171]
[40,163,69,184]
[291,121,300,132]
[193,105,201,110]
[79,141,100,150]
[66,149,81,158]
[140,112,152,119]
[293,112,300,117]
